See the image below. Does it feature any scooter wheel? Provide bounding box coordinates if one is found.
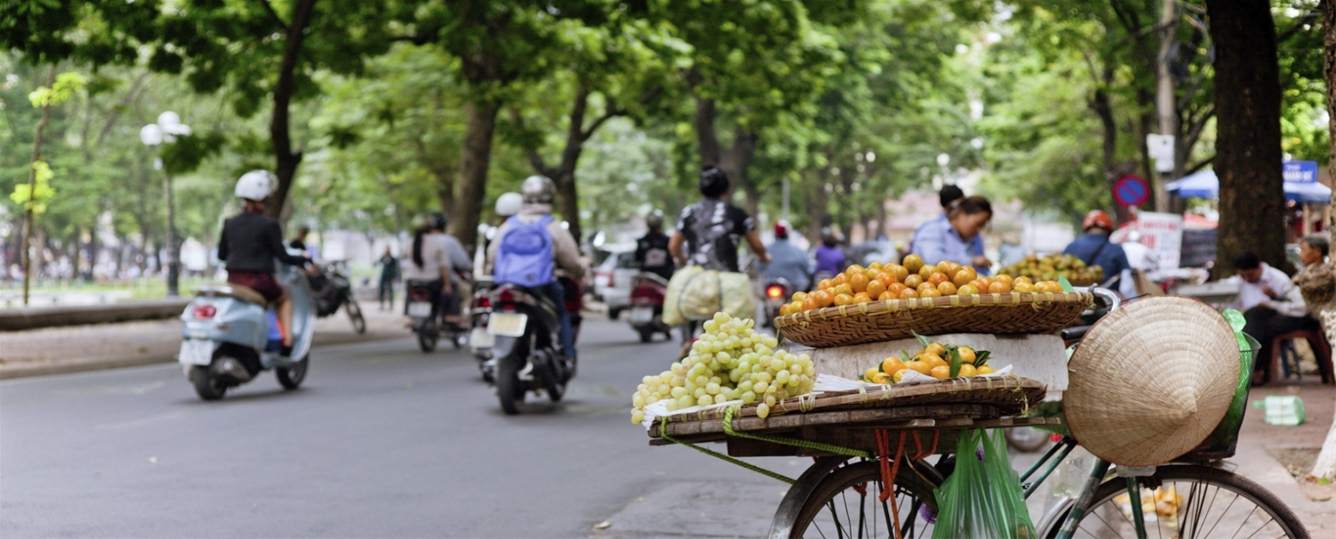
[276,354,309,390]
[417,331,438,353]
[189,366,226,401]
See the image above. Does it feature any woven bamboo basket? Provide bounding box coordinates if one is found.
[649,375,1046,440]
[775,290,1094,348]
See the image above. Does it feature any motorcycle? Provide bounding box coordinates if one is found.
[313,261,366,334]
[405,277,469,353]
[177,261,314,401]
[627,272,672,343]
[761,278,791,328]
[488,276,581,415]
[469,276,497,381]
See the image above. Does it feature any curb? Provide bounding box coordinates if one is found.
[0,329,407,381]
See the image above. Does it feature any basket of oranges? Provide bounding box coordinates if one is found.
[774,255,1093,348]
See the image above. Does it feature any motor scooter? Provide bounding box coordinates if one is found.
[312,261,366,334]
[488,278,579,415]
[627,272,672,343]
[178,262,314,400]
[761,277,791,328]
[405,277,469,353]
[469,276,497,381]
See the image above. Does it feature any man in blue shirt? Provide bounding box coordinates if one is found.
[760,223,811,291]
[1063,210,1130,290]
[909,185,979,255]
[914,195,993,275]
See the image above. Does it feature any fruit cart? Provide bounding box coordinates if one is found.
[640,263,1306,539]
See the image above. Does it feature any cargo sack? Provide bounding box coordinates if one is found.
[932,429,1037,539]
[662,266,755,326]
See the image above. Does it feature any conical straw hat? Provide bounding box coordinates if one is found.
[1065,297,1239,467]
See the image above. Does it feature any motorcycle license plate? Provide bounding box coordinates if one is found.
[629,306,655,323]
[407,302,433,317]
[470,327,494,350]
[488,313,528,337]
[178,339,214,365]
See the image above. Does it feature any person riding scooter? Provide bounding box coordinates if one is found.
[635,212,675,281]
[486,176,585,360]
[404,213,472,325]
[217,170,311,353]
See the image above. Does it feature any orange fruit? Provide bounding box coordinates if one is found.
[957,346,977,364]
[833,293,854,306]
[791,291,809,303]
[817,278,833,291]
[887,264,909,282]
[957,284,980,296]
[877,290,896,301]
[847,264,865,275]
[1014,276,1033,287]
[930,365,951,380]
[937,281,958,295]
[852,292,872,304]
[903,274,923,289]
[974,277,991,291]
[928,272,949,286]
[833,283,853,297]
[1012,282,1035,293]
[882,357,907,376]
[899,288,919,299]
[803,296,821,311]
[812,290,833,307]
[833,273,848,285]
[994,274,1013,284]
[958,364,978,377]
[908,360,932,375]
[920,288,942,298]
[918,264,937,280]
[865,279,887,299]
[902,255,924,274]
[989,280,1011,293]
[849,273,870,293]
[917,282,937,294]
[875,272,897,288]
[953,267,978,286]
[869,262,884,271]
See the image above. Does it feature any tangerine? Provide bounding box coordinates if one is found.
[833,293,854,306]
[988,280,1011,294]
[902,255,924,274]
[903,274,924,289]
[852,292,872,304]
[937,281,958,295]
[865,279,887,299]
[953,267,978,287]
[899,288,919,299]
[849,273,870,293]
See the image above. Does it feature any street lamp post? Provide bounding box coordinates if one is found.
[140,112,190,297]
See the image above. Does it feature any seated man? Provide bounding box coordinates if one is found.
[1233,251,1318,384]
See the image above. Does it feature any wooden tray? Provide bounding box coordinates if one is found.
[775,291,1093,348]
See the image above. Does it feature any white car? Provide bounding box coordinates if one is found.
[592,248,639,319]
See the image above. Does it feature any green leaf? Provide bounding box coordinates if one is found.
[1058,276,1074,292]
[974,350,990,367]
[912,331,931,348]
[948,346,961,378]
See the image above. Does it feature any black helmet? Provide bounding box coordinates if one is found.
[428,212,447,231]
[646,212,664,230]
[699,166,730,198]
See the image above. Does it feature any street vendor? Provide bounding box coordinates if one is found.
[907,184,965,256]
[1062,210,1131,291]
[1233,249,1321,384]
[914,194,993,275]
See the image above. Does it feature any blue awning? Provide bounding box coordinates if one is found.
[1166,169,1331,203]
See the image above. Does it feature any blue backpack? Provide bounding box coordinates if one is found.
[494,215,556,287]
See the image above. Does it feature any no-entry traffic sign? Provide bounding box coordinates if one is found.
[1112,175,1150,207]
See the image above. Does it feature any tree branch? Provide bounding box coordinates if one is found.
[1277,1,1323,44]
[1185,155,1214,175]
[259,0,289,32]
[94,72,149,149]
[508,108,553,176]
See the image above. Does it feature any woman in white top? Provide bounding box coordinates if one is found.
[403,214,472,322]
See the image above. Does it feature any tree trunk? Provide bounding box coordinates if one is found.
[265,0,316,220]
[1206,0,1287,275]
[1313,0,1336,484]
[720,130,760,216]
[694,96,722,166]
[164,171,180,296]
[20,70,55,306]
[449,98,500,249]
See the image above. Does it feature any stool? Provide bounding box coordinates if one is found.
[1270,329,1335,385]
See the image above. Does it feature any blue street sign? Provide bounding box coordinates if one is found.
[1283,160,1318,184]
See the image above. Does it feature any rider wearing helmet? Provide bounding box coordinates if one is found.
[487,177,585,358]
[634,212,675,281]
[1063,210,1131,290]
[669,165,769,271]
[403,213,472,323]
[217,170,310,350]
[761,222,811,292]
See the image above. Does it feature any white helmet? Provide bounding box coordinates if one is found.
[495,192,523,217]
[234,170,275,201]
[521,175,556,205]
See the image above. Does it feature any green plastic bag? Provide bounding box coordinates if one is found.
[932,429,1037,539]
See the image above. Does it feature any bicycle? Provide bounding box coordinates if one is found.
[766,290,1308,539]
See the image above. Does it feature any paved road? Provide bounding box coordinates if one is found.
[1,319,794,538]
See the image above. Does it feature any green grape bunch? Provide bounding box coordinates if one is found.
[631,313,816,424]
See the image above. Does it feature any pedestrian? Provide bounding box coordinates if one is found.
[913,195,993,274]
[1062,210,1131,291]
[377,246,399,311]
[908,184,965,256]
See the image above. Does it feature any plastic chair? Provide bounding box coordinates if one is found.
[1270,329,1334,384]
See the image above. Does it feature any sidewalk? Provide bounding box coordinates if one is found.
[1235,380,1336,535]
[0,303,409,379]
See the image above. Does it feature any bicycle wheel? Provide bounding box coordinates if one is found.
[785,461,942,538]
[1049,464,1308,538]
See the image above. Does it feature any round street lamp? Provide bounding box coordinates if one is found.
[141,111,190,297]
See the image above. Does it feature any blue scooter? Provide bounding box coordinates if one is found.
[178,261,316,400]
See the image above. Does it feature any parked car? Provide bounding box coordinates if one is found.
[592,248,638,319]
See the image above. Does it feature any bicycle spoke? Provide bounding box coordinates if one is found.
[856,488,867,539]
[1241,515,1276,539]
[1226,506,1260,539]
[1203,490,1242,539]
[1088,504,1127,537]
